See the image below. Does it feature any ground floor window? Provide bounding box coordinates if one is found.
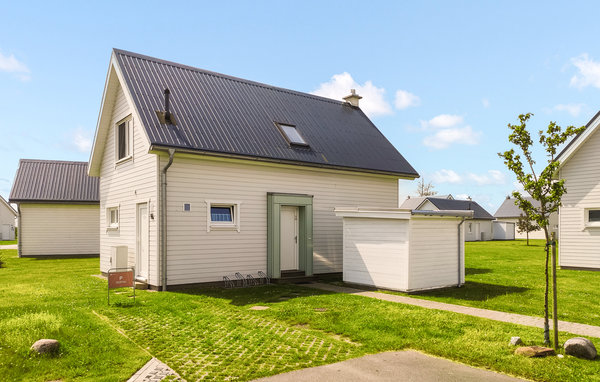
[205,201,240,232]
[107,206,119,229]
[585,208,600,227]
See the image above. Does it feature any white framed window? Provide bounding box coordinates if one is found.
[115,116,133,163]
[107,206,119,230]
[584,208,600,228]
[205,200,241,232]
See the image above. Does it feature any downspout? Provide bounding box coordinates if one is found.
[160,149,175,291]
[17,205,22,258]
[457,218,466,287]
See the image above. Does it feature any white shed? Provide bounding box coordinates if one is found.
[0,196,17,241]
[334,207,472,292]
[493,221,515,240]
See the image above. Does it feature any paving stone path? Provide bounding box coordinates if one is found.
[127,357,185,382]
[307,283,600,338]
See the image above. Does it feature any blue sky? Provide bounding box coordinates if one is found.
[1,1,599,212]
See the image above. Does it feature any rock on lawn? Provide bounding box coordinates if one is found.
[31,339,60,354]
[564,337,597,360]
[515,346,555,358]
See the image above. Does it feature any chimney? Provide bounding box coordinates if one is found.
[155,87,176,125]
[343,89,362,107]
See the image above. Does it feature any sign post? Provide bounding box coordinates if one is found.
[107,267,135,305]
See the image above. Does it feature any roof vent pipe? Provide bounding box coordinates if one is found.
[343,89,362,108]
[164,88,172,124]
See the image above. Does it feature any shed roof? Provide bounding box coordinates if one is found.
[401,196,494,220]
[100,49,418,177]
[494,196,540,218]
[9,160,99,203]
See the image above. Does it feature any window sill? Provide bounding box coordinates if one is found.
[584,223,600,229]
[208,224,240,232]
[115,156,133,165]
[106,226,119,231]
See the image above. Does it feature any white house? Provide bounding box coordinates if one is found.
[88,49,419,290]
[9,159,100,257]
[556,111,600,270]
[400,196,495,241]
[494,196,558,240]
[0,196,17,241]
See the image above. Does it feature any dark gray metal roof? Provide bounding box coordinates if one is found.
[9,159,99,203]
[114,49,418,177]
[494,197,539,218]
[423,197,495,220]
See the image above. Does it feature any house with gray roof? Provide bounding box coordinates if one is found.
[0,195,17,241]
[554,111,600,270]
[88,49,418,289]
[9,159,99,257]
[494,196,558,240]
[400,196,495,241]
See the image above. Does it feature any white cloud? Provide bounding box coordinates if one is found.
[482,98,490,108]
[553,103,584,117]
[570,54,600,89]
[66,127,92,153]
[431,169,462,184]
[420,114,464,129]
[394,90,420,110]
[0,51,30,81]
[423,125,481,149]
[455,193,470,200]
[467,170,506,186]
[312,72,392,117]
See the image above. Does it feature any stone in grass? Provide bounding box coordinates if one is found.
[249,306,270,311]
[314,308,328,312]
[515,346,555,358]
[31,339,60,354]
[509,336,523,346]
[564,337,597,360]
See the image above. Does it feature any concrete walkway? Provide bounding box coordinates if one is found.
[127,357,184,382]
[0,244,17,250]
[253,350,526,381]
[307,283,600,338]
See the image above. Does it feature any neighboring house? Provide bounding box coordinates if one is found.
[88,49,419,289]
[555,111,600,270]
[400,196,495,241]
[0,195,17,241]
[494,196,558,240]
[9,159,100,257]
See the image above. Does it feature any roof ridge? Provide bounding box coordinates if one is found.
[113,48,346,107]
[19,159,89,165]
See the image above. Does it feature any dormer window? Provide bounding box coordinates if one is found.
[276,123,308,146]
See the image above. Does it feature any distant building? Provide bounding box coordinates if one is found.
[494,196,557,240]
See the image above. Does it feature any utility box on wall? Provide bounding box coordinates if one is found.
[111,246,128,269]
[335,207,472,293]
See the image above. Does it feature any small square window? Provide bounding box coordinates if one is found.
[183,203,191,212]
[211,206,233,222]
[205,201,241,232]
[107,207,119,229]
[589,210,600,222]
[276,123,308,146]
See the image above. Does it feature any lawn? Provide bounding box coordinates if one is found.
[392,239,600,326]
[0,239,17,245]
[2,247,600,381]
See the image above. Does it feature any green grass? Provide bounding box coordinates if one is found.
[3,244,600,381]
[0,249,149,381]
[383,239,600,326]
[0,239,17,245]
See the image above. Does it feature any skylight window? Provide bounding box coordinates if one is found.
[277,123,308,146]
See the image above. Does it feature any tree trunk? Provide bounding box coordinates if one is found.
[526,230,530,246]
[551,231,558,349]
[543,227,550,345]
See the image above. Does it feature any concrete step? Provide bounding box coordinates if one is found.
[272,276,315,285]
[135,281,148,290]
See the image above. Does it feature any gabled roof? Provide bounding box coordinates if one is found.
[89,49,419,178]
[0,195,17,217]
[399,197,426,210]
[494,196,540,218]
[9,160,99,203]
[401,196,494,220]
[555,110,600,168]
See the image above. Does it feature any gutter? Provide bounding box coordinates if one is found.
[160,149,176,291]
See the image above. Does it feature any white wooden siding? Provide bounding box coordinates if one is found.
[98,83,159,284]
[408,217,463,290]
[464,220,493,241]
[559,125,600,269]
[19,204,99,256]
[342,217,409,291]
[0,201,16,241]
[161,154,400,285]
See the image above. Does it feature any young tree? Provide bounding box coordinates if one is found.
[416,178,438,197]
[498,113,585,347]
[516,213,539,246]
